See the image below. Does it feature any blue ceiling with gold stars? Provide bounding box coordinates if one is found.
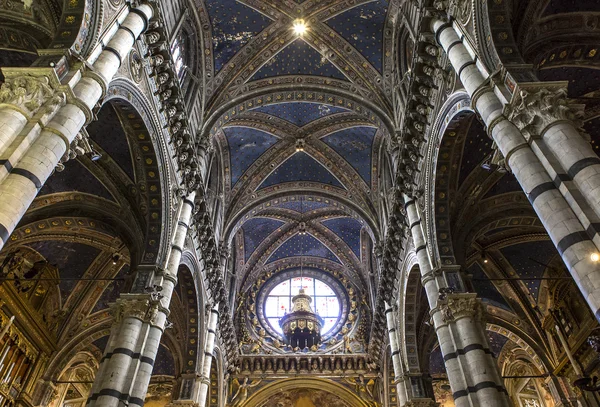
[26,241,101,301]
[585,116,600,154]
[87,104,134,180]
[483,173,522,198]
[499,240,558,300]
[487,330,509,357]
[39,159,114,201]
[258,152,345,190]
[322,126,377,185]
[242,217,285,261]
[224,127,279,186]
[251,102,348,127]
[92,264,130,313]
[205,0,273,72]
[153,344,176,375]
[459,118,492,184]
[250,39,347,81]
[429,346,445,375]
[325,0,387,72]
[467,262,511,311]
[538,67,600,97]
[322,217,363,258]
[272,198,331,213]
[267,233,340,264]
[542,0,600,16]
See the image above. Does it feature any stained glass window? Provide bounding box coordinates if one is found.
[264,277,341,336]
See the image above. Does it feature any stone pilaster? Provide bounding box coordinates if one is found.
[404,195,509,407]
[0,3,153,251]
[431,18,600,324]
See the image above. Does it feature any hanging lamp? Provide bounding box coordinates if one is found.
[279,197,324,350]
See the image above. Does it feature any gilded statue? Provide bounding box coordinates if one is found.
[345,374,377,406]
[230,376,262,406]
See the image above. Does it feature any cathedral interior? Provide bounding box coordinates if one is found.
[1,0,600,406]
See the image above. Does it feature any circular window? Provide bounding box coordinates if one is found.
[257,269,349,341]
[264,277,341,336]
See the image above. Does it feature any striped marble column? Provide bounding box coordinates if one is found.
[87,194,195,407]
[403,195,509,407]
[197,305,219,407]
[432,18,600,323]
[0,3,153,250]
[385,302,409,406]
[504,82,600,218]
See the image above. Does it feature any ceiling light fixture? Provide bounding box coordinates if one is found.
[591,252,600,262]
[293,19,307,36]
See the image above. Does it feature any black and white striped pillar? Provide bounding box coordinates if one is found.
[385,302,409,406]
[87,194,195,407]
[0,3,153,250]
[432,18,600,323]
[403,195,509,407]
[197,305,219,407]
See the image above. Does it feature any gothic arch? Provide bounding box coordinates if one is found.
[422,91,473,267]
[402,263,424,373]
[202,83,395,141]
[104,79,175,266]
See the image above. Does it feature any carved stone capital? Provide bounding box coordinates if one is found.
[110,294,153,323]
[0,74,55,117]
[438,293,483,323]
[504,82,586,140]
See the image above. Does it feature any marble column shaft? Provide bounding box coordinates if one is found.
[432,18,600,322]
[385,302,408,406]
[403,195,509,407]
[197,306,219,407]
[0,4,153,250]
[87,194,195,407]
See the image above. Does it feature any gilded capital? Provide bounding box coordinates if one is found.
[504,82,586,140]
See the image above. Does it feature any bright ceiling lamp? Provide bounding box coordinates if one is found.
[293,19,307,36]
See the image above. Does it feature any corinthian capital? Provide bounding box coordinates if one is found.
[0,74,55,117]
[504,82,586,140]
[438,293,483,323]
[111,294,152,323]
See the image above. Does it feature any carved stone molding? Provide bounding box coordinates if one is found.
[235,354,375,377]
[404,399,439,407]
[504,82,587,140]
[438,293,483,323]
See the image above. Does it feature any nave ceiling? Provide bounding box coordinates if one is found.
[1,0,600,406]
